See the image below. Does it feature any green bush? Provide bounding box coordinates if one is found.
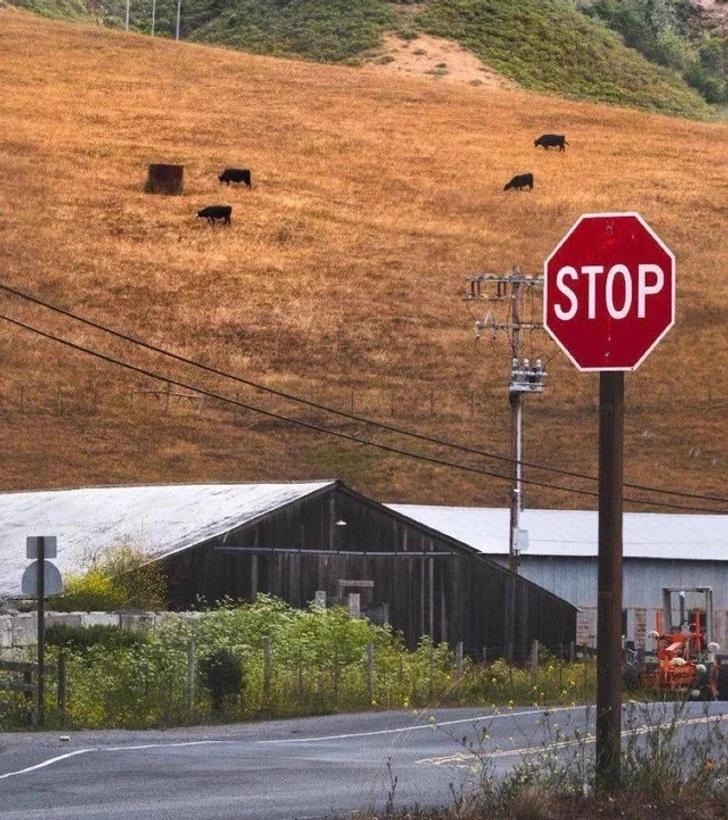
[46,623,147,651]
[199,648,245,711]
[588,0,728,104]
[47,545,167,612]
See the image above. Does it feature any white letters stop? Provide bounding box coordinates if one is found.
[553,263,665,321]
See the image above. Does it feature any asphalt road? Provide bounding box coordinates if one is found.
[1,702,726,819]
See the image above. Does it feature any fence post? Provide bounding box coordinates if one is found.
[297,647,304,705]
[530,640,539,675]
[428,644,434,702]
[57,651,66,725]
[366,643,374,704]
[482,646,487,665]
[455,641,464,680]
[333,642,340,708]
[186,640,196,721]
[263,637,272,705]
[24,670,34,727]
[569,641,576,664]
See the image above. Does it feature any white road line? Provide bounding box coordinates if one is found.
[0,740,231,780]
[256,705,585,744]
[0,749,94,780]
[416,712,725,766]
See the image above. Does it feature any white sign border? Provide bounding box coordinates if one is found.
[543,211,676,372]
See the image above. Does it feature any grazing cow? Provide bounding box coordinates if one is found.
[197,205,232,225]
[504,173,534,191]
[534,134,568,151]
[219,168,252,187]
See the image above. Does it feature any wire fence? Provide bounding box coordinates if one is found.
[0,637,598,730]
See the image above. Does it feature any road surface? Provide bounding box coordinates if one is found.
[1,702,726,819]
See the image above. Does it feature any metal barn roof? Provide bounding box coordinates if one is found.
[386,506,728,562]
[0,482,334,597]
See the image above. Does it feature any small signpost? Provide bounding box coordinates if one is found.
[21,536,63,728]
[544,213,675,788]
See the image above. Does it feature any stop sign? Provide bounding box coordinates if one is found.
[544,212,675,371]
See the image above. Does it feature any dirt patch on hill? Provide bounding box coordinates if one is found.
[362,32,507,89]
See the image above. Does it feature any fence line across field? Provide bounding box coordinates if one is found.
[0,637,596,728]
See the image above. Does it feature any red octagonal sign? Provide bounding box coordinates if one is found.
[544,212,675,371]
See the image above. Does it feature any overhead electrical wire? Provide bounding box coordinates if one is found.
[1,281,726,507]
[0,310,725,515]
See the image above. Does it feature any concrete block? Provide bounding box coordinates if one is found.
[82,612,120,628]
[12,613,37,646]
[0,616,12,648]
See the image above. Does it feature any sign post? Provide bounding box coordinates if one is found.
[36,537,45,728]
[544,212,675,789]
[22,536,62,729]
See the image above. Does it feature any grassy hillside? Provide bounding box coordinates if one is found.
[0,11,726,508]
[7,0,718,118]
[419,0,711,117]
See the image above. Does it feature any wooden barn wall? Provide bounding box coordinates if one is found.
[164,487,575,659]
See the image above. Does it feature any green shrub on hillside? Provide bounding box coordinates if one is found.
[10,0,89,19]
[418,0,711,117]
[188,0,394,63]
[587,0,728,104]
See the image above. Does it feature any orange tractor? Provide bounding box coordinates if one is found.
[640,587,724,700]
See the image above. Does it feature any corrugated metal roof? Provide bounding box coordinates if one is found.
[0,482,334,597]
[386,506,728,562]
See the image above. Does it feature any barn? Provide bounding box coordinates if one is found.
[387,504,728,651]
[0,482,575,660]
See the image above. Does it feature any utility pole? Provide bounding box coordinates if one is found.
[151,0,156,36]
[467,269,547,573]
[125,0,130,31]
[467,268,546,664]
[175,0,182,41]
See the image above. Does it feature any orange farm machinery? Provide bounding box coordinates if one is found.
[639,587,725,700]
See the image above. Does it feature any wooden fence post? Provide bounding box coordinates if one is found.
[263,637,272,704]
[428,644,434,702]
[530,640,539,675]
[366,643,374,703]
[57,651,66,725]
[186,640,196,721]
[569,641,576,663]
[297,647,303,705]
[455,641,464,680]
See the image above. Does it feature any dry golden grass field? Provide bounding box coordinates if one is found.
[0,9,726,510]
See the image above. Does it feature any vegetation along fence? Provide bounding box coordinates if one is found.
[0,598,597,730]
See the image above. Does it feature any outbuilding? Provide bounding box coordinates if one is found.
[387,505,728,650]
[0,482,576,660]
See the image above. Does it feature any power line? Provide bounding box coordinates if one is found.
[1,311,725,515]
[1,281,725,506]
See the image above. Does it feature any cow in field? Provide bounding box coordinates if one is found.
[534,134,568,151]
[219,168,252,187]
[504,173,534,191]
[197,205,232,225]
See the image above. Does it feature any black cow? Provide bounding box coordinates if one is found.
[197,205,232,225]
[534,134,568,151]
[504,173,534,191]
[219,168,252,187]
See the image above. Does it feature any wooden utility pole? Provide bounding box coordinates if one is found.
[596,372,624,789]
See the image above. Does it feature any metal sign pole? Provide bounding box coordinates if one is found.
[36,536,45,728]
[596,371,624,789]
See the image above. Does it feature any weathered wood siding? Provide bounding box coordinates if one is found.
[164,485,575,660]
